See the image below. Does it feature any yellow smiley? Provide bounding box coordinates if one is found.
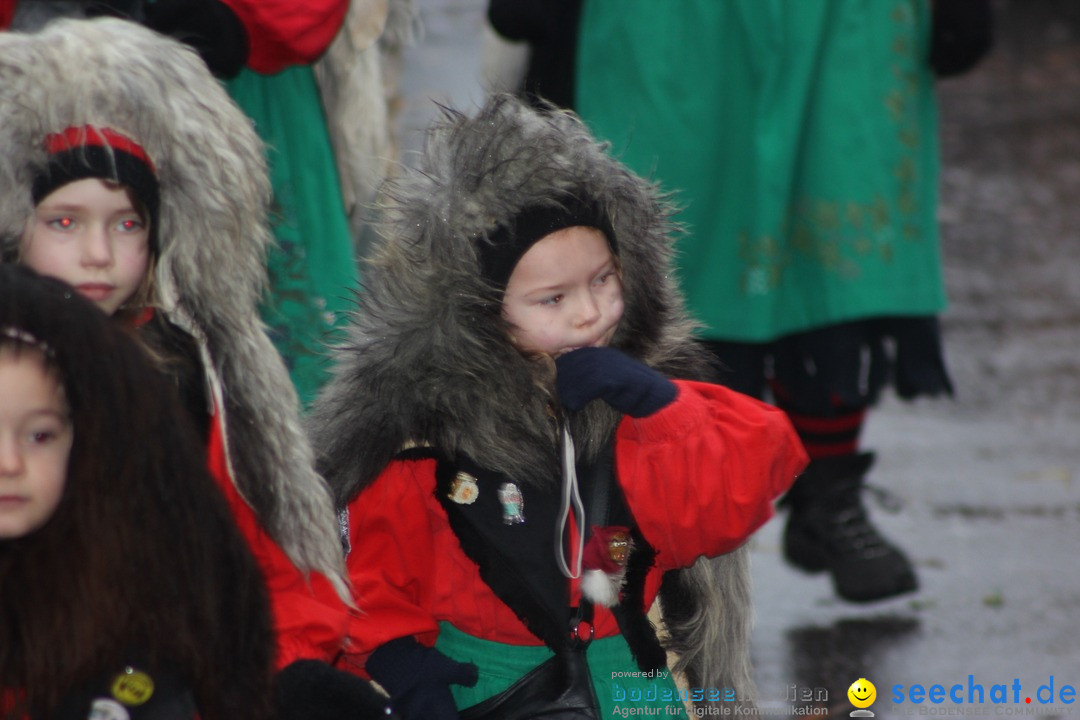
[848,678,877,709]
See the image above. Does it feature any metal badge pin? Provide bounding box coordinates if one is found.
[498,482,526,524]
[448,471,480,504]
[110,666,154,707]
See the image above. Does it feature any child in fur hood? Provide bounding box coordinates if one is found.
[0,265,275,720]
[310,95,809,719]
[0,18,390,720]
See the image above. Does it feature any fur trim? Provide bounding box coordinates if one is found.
[314,0,402,244]
[581,569,621,608]
[0,18,347,598]
[310,94,756,698]
[310,94,708,501]
[660,547,758,710]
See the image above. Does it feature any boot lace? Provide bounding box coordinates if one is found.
[825,483,905,558]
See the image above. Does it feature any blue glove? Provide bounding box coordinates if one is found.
[366,637,478,720]
[555,347,677,418]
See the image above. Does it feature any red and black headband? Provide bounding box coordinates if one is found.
[31,126,160,242]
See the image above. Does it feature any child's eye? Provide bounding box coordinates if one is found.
[594,271,614,286]
[540,294,563,306]
[25,429,59,446]
[46,216,75,230]
[117,217,144,233]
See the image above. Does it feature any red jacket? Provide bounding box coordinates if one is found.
[206,409,350,669]
[336,380,807,673]
[0,1,348,74]
[219,0,349,73]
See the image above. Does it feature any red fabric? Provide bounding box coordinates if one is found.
[336,380,807,673]
[218,0,349,74]
[1,689,26,720]
[206,410,350,669]
[44,126,156,170]
[0,0,16,30]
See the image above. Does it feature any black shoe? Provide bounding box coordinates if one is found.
[782,452,918,603]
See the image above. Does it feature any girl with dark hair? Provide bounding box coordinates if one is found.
[0,264,274,720]
[0,19,390,718]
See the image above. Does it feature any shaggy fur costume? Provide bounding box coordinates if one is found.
[310,95,758,705]
[0,18,347,599]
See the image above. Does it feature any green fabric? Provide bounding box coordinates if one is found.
[225,67,358,408]
[434,622,685,715]
[575,0,945,342]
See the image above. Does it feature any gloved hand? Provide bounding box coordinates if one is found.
[366,637,478,720]
[87,0,249,78]
[555,347,677,418]
[275,659,397,720]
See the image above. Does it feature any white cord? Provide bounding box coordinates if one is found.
[555,427,585,580]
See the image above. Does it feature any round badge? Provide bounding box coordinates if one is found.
[448,471,480,504]
[110,666,155,706]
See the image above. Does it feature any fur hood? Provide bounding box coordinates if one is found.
[311,95,759,705]
[0,18,347,597]
[311,94,711,503]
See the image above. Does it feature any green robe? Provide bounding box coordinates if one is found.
[575,0,945,342]
[227,67,358,408]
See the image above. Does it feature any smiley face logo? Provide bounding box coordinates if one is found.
[848,678,877,709]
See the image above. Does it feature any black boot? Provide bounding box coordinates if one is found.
[782,452,918,603]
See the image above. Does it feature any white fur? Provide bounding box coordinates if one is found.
[0,18,348,600]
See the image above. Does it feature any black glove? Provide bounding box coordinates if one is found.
[365,637,478,720]
[275,660,397,720]
[555,347,677,418]
[87,0,249,78]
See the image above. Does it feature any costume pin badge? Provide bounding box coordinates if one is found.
[498,482,526,524]
[110,667,154,707]
[449,471,480,504]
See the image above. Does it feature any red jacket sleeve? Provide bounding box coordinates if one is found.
[338,459,444,673]
[206,412,350,669]
[616,380,808,570]
[219,0,349,73]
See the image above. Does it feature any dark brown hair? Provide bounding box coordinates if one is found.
[0,265,273,719]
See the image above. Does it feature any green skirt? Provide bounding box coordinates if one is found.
[435,622,686,716]
[226,67,359,408]
[576,0,945,342]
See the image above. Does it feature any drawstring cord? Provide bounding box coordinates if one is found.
[556,426,585,580]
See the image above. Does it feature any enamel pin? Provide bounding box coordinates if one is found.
[498,482,526,524]
[449,471,480,504]
[110,667,154,707]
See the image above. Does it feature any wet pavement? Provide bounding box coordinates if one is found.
[390,1,1080,717]
[746,4,1080,717]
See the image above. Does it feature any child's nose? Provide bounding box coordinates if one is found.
[0,433,25,477]
[575,292,602,327]
[80,226,113,267]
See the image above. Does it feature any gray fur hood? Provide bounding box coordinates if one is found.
[311,95,759,704]
[0,18,346,596]
[310,95,712,505]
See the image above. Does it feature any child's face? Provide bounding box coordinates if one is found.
[0,348,73,540]
[502,226,624,357]
[20,178,151,316]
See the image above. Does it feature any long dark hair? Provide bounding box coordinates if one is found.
[0,265,274,719]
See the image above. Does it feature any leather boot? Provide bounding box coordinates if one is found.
[782,452,918,602]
